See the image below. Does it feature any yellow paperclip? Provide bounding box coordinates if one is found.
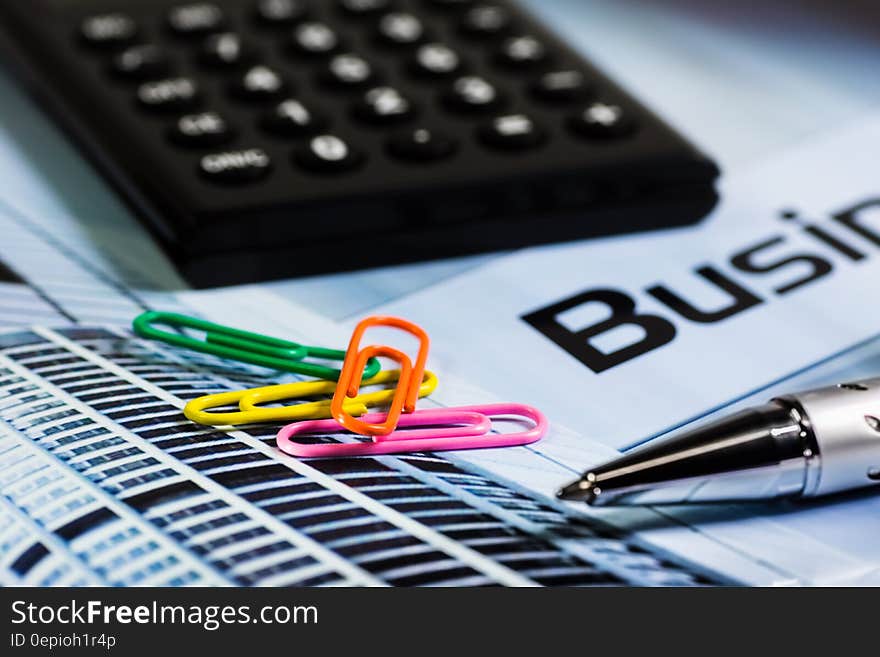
[183,370,438,427]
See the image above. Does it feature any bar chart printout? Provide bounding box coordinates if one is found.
[0,326,720,587]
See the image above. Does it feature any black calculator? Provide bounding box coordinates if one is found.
[0,0,719,287]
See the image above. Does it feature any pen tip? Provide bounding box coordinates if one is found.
[556,476,599,503]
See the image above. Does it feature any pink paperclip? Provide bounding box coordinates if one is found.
[276,403,548,458]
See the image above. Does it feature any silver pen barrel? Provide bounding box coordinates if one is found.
[558,378,880,506]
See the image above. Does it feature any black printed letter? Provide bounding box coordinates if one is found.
[833,198,880,247]
[521,289,677,373]
[730,236,833,295]
[647,266,762,322]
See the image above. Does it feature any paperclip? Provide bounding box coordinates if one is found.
[183,370,439,426]
[132,311,380,381]
[276,403,548,458]
[332,316,430,436]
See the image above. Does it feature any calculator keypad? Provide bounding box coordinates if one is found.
[78,0,644,187]
[22,0,717,285]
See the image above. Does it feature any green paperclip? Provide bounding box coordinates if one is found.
[132,311,381,381]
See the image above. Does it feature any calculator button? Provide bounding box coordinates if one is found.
[168,4,227,36]
[201,33,256,68]
[569,102,636,139]
[496,36,549,68]
[231,65,289,101]
[443,76,504,113]
[80,14,139,49]
[295,135,363,173]
[339,0,394,17]
[460,5,512,38]
[255,0,310,25]
[377,13,427,47]
[354,87,417,125]
[137,78,200,112]
[531,69,591,103]
[411,43,463,78]
[289,22,342,56]
[322,54,378,89]
[111,45,172,80]
[261,99,329,136]
[170,112,235,147]
[387,128,457,162]
[199,148,272,183]
[479,113,546,150]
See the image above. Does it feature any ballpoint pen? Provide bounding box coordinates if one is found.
[557,377,880,506]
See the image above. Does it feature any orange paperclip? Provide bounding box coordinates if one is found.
[331,316,430,437]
